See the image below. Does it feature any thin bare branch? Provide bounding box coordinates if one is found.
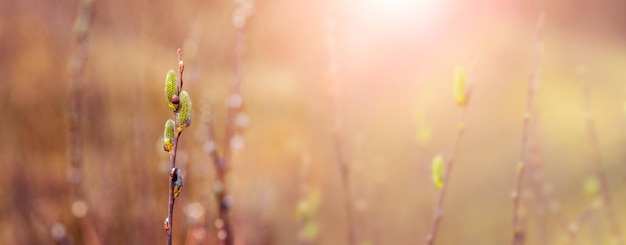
[511,11,545,245]
[425,66,474,245]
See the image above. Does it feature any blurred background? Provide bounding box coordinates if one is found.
[2,0,626,244]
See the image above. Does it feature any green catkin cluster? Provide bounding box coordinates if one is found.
[162,71,193,151]
[162,52,193,240]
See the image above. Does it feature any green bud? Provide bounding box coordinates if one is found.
[73,16,89,37]
[295,200,311,222]
[165,69,179,111]
[453,67,468,106]
[298,221,319,241]
[163,119,175,152]
[177,91,192,132]
[295,189,321,222]
[432,154,444,190]
[583,177,600,198]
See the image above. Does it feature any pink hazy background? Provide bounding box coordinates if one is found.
[1,0,626,244]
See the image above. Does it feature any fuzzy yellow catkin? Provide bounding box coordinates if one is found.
[583,177,600,198]
[163,119,175,152]
[432,155,445,189]
[177,91,192,132]
[165,69,179,111]
[453,67,467,106]
[296,190,321,222]
[296,200,311,222]
[298,221,319,242]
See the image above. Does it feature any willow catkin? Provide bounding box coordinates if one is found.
[163,119,175,151]
[176,91,193,132]
[453,67,468,107]
[165,69,179,111]
[432,155,445,190]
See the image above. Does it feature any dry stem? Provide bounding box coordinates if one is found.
[324,11,356,245]
[205,2,253,243]
[166,49,186,245]
[425,69,473,245]
[581,75,623,245]
[511,12,545,245]
[67,0,101,243]
[166,132,181,245]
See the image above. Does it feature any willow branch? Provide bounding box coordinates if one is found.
[425,67,474,245]
[581,74,623,245]
[67,0,101,243]
[511,12,545,245]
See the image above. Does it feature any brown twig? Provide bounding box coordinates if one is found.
[166,49,187,245]
[206,2,253,244]
[67,0,102,244]
[166,133,181,245]
[527,101,548,245]
[511,12,545,245]
[324,11,356,245]
[210,134,233,245]
[526,111,574,245]
[526,154,573,245]
[564,202,598,245]
[529,147,550,244]
[425,67,474,245]
[526,127,572,245]
[68,0,93,213]
[201,87,233,245]
[205,105,233,245]
[527,141,546,244]
[580,71,623,245]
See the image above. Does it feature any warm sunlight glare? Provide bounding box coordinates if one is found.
[360,0,444,26]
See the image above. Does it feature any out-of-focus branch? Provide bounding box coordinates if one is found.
[324,7,356,245]
[426,66,474,245]
[67,0,101,244]
[511,12,545,245]
[207,2,254,244]
[580,68,623,245]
